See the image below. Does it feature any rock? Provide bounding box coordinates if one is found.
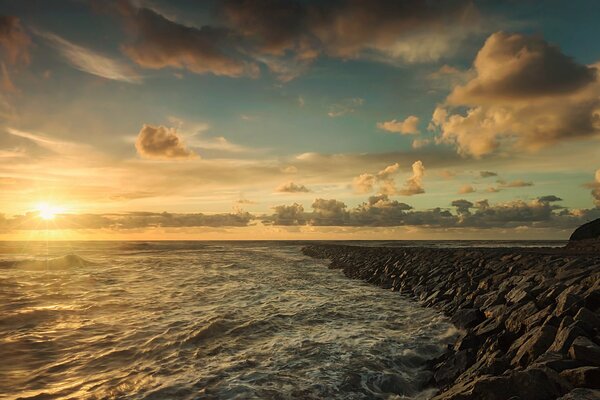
[512,324,558,367]
[550,317,587,354]
[433,350,474,386]
[533,351,585,372]
[569,218,600,241]
[556,287,584,317]
[560,366,600,389]
[569,336,600,366]
[432,367,570,400]
[506,301,538,334]
[451,308,485,330]
[574,308,600,333]
[557,388,600,399]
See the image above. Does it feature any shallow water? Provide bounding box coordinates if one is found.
[0,242,457,399]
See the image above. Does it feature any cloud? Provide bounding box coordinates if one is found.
[412,138,431,149]
[310,198,349,226]
[431,32,600,157]
[0,210,253,231]
[0,15,30,64]
[269,203,305,226]
[39,31,142,83]
[352,162,400,195]
[587,169,600,206]
[118,3,259,78]
[398,160,425,196]
[480,170,497,178]
[328,97,364,117]
[275,181,311,193]
[458,184,475,194]
[262,193,598,229]
[135,124,196,159]
[220,0,478,68]
[377,115,420,134]
[497,179,533,188]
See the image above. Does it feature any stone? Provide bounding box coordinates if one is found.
[556,288,584,316]
[560,366,600,389]
[557,388,600,399]
[512,324,558,367]
[569,337,600,366]
[574,308,600,333]
[533,351,585,372]
[451,308,485,330]
[550,318,587,354]
[569,218,600,241]
[433,350,474,386]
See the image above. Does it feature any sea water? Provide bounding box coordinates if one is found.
[0,241,459,399]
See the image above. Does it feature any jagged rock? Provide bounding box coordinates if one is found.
[569,218,600,241]
[432,368,570,400]
[512,323,558,367]
[574,308,600,334]
[569,337,600,366]
[560,367,600,389]
[505,301,538,334]
[451,308,485,330]
[556,287,584,316]
[550,317,588,354]
[557,388,600,399]
[532,352,585,372]
[433,350,474,386]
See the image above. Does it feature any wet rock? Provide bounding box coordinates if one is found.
[569,337,600,366]
[451,308,484,330]
[560,367,600,389]
[433,350,474,386]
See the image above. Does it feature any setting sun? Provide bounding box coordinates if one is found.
[36,203,63,220]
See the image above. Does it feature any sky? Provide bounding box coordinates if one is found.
[0,0,599,240]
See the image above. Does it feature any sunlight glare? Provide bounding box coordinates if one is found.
[36,203,63,221]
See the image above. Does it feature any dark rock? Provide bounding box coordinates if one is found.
[512,323,558,367]
[560,366,600,389]
[557,388,600,399]
[569,336,600,366]
[451,308,485,330]
[550,317,588,354]
[533,351,585,372]
[433,350,474,386]
[569,218,600,241]
[574,308,600,334]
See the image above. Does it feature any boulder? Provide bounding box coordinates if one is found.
[557,388,600,399]
[560,366,600,389]
[512,324,558,367]
[451,308,485,330]
[569,218,600,241]
[569,336,600,366]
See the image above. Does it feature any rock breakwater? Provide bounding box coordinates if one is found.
[302,244,600,400]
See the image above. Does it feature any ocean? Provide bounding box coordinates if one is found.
[0,240,559,399]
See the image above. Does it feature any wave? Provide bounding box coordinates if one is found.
[9,254,95,270]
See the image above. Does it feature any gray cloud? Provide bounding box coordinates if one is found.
[480,171,497,178]
[135,124,196,159]
[275,181,311,193]
[268,203,306,226]
[497,179,534,188]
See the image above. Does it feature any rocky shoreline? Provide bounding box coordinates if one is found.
[302,244,600,400]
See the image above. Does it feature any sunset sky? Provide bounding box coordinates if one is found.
[1,0,599,240]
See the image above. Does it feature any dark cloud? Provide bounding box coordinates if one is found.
[118,3,259,78]
[221,0,476,65]
[537,195,562,203]
[451,199,473,214]
[268,203,305,226]
[310,198,349,226]
[135,124,195,159]
[480,171,497,178]
[0,15,30,64]
[275,182,311,193]
[587,169,600,206]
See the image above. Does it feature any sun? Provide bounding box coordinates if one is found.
[36,203,63,220]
